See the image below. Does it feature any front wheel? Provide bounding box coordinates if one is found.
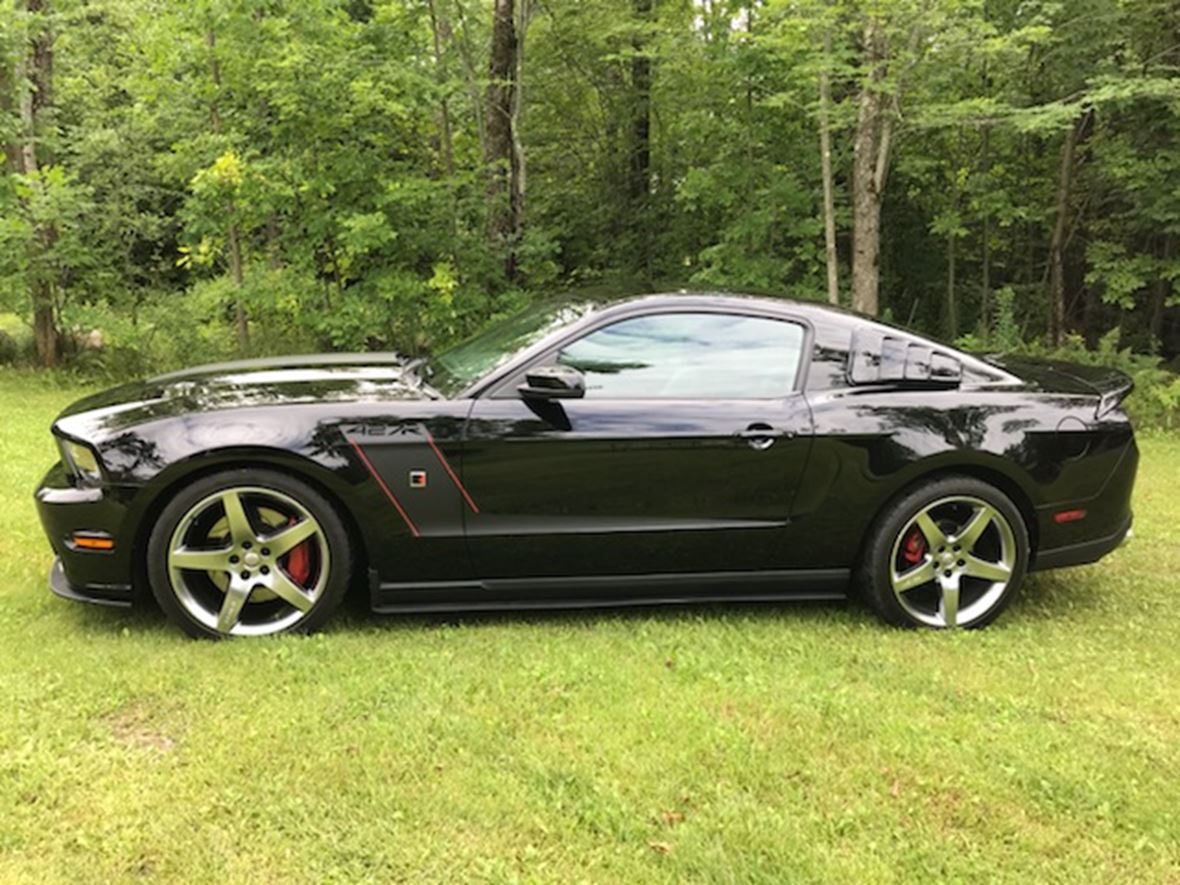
[146,468,353,638]
[859,476,1029,629]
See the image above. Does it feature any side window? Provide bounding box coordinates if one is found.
[555,312,804,399]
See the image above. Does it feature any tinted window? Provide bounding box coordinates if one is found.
[555,313,804,399]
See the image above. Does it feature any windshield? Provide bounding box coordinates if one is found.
[427,298,600,396]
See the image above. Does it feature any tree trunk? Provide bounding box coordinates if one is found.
[630,0,652,278]
[511,0,528,248]
[946,232,957,338]
[851,18,891,317]
[0,54,20,171]
[1048,111,1091,346]
[265,214,283,270]
[818,25,839,306]
[980,124,991,332]
[427,0,455,177]
[485,0,524,281]
[1149,235,1173,348]
[206,27,249,350]
[227,217,248,350]
[451,0,487,160]
[20,0,57,367]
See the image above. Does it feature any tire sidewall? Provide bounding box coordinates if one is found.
[860,476,1029,629]
[146,468,352,639]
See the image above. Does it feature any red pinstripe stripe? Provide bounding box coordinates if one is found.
[347,438,421,538]
[424,431,480,514]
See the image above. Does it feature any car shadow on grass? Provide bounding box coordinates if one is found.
[54,562,1119,638]
[328,591,881,636]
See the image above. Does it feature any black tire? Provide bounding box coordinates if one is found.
[858,475,1029,629]
[146,468,353,639]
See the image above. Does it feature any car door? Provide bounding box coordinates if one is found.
[460,309,816,579]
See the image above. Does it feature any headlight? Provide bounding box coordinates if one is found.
[59,437,103,485]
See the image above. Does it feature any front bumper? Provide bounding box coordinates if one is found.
[48,557,132,607]
[36,461,136,606]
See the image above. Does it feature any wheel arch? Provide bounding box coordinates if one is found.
[127,447,372,603]
[858,461,1040,566]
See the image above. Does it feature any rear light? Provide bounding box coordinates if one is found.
[1054,509,1087,524]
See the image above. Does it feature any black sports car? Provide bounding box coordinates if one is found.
[36,292,1137,637]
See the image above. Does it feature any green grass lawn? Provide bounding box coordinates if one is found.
[1,371,1178,884]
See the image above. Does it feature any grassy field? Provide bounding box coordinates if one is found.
[1,371,1178,884]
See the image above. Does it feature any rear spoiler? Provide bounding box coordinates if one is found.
[1095,375,1134,420]
[985,354,1134,420]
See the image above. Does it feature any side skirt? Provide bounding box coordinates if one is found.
[371,568,850,615]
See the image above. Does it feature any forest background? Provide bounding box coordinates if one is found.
[2,0,1179,426]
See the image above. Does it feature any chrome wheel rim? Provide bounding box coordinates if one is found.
[889,495,1016,628]
[166,486,330,637]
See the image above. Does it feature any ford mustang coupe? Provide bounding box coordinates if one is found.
[36,292,1137,637]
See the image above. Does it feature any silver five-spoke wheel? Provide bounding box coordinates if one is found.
[166,486,331,637]
[888,495,1017,628]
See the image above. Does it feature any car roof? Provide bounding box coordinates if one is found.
[495,289,1016,391]
[560,289,861,327]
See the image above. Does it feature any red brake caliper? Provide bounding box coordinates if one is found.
[284,517,312,586]
[902,527,927,565]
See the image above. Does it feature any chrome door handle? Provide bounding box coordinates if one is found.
[737,424,791,450]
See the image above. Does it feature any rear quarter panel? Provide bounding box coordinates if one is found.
[794,387,1134,567]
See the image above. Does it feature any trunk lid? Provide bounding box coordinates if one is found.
[985,355,1134,417]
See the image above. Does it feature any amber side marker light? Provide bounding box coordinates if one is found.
[71,533,115,551]
[1053,509,1088,524]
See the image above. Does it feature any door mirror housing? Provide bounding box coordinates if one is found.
[518,365,586,400]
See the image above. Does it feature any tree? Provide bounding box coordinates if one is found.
[15,0,58,365]
[0,0,1176,371]
[817,14,839,306]
[629,0,652,279]
[850,14,891,317]
[485,0,526,281]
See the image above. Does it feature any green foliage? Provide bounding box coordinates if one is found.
[0,0,1177,384]
[0,167,98,302]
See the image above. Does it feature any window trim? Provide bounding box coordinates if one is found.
[483,306,815,401]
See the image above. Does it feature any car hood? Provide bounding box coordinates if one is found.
[54,353,435,442]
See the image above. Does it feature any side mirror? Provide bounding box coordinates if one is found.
[518,365,586,400]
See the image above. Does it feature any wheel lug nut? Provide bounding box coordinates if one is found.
[229,555,239,564]
[240,570,250,580]
[242,541,252,550]
[261,548,270,556]
[260,566,270,575]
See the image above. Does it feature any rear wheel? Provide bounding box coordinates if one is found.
[859,476,1028,629]
[147,468,352,638]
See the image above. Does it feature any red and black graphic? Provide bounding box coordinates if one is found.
[347,424,478,538]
